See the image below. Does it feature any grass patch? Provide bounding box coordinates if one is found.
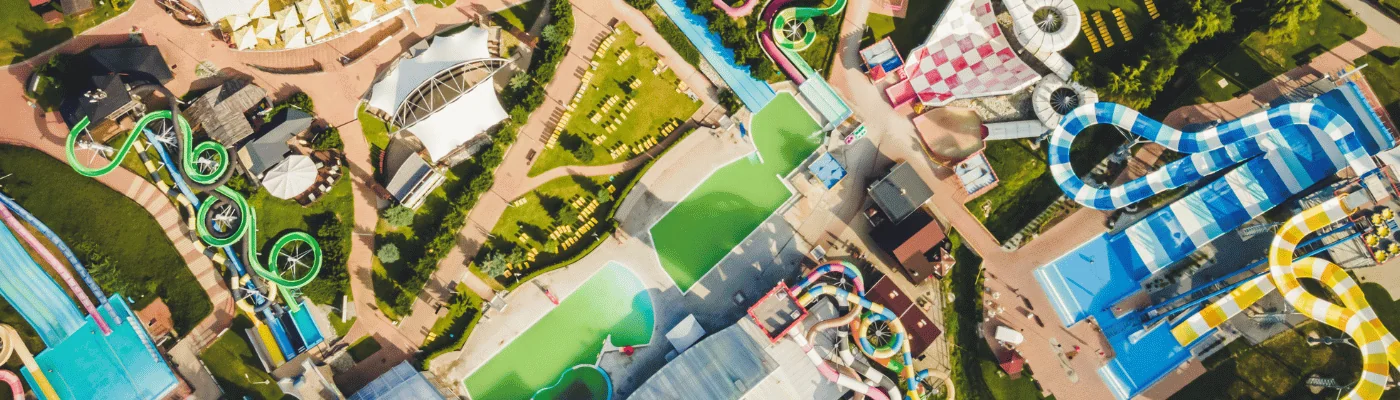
[245,176,353,305]
[1171,323,1359,399]
[862,0,950,52]
[328,312,355,337]
[1356,47,1400,121]
[348,336,383,363]
[796,5,845,78]
[0,0,133,65]
[1059,0,1152,74]
[417,284,484,368]
[643,5,702,68]
[0,145,211,334]
[963,140,1060,243]
[526,24,700,176]
[200,315,286,400]
[491,0,546,32]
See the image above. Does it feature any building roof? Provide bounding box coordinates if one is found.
[42,10,63,24]
[87,45,173,83]
[746,283,808,342]
[59,73,132,127]
[243,108,312,175]
[347,361,446,400]
[872,208,951,282]
[869,277,942,355]
[30,0,51,7]
[869,162,934,223]
[998,350,1025,375]
[183,0,261,24]
[384,151,434,202]
[630,317,843,400]
[367,26,493,115]
[60,0,93,14]
[185,80,267,145]
[808,152,847,189]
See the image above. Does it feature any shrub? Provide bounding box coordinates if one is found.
[716,88,742,112]
[381,205,414,228]
[571,146,594,162]
[313,127,342,150]
[225,173,255,196]
[283,91,315,113]
[626,0,656,8]
[377,243,400,264]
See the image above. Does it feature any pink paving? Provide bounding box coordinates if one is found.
[886,0,1039,106]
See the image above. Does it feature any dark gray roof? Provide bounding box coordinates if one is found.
[244,109,312,175]
[185,80,266,145]
[87,45,173,83]
[59,74,131,127]
[385,153,433,202]
[869,162,934,223]
[630,322,778,400]
[347,361,446,400]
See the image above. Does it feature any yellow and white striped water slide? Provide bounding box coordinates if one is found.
[1171,191,1400,399]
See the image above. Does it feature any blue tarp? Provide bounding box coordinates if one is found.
[808,153,846,189]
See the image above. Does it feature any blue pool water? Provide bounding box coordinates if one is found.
[0,221,85,346]
[291,299,325,352]
[654,0,776,112]
[23,295,179,400]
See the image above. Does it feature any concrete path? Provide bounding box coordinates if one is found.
[1337,0,1400,45]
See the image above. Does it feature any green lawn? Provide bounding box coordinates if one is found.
[526,23,700,177]
[358,105,393,150]
[1058,0,1152,72]
[1357,47,1400,121]
[0,301,44,384]
[863,0,950,53]
[482,170,633,280]
[245,176,353,305]
[0,0,132,65]
[491,0,545,32]
[200,316,286,400]
[963,140,1061,243]
[418,284,484,368]
[1171,323,1359,399]
[348,336,383,362]
[643,5,701,68]
[797,5,845,79]
[0,145,211,334]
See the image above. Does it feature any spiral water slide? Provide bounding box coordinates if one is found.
[0,324,58,400]
[787,261,955,400]
[760,0,847,84]
[0,199,111,336]
[1169,192,1400,400]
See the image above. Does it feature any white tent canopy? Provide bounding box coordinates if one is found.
[306,14,333,39]
[186,0,262,25]
[233,27,259,50]
[254,18,279,40]
[282,26,308,48]
[276,7,302,31]
[349,1,375,23]
[994,326,1025,345]
[366,26,493,115]
[248,0,272,19]
[262,155,319,199]
[407,81,508,162]
[297,0,324,20]
[228,13,253,31]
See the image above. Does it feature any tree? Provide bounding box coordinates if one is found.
[480,248,524,278]
[377,243,400,264]
[313,127,343,150]
[382,205,415,227]
[509,73,530,90]
[557,205,580,223]
[717,88,742,112]
[1264,0,1321,45]
[595,187,613,203]
[284,91,315,112]
[571,146,594,162]
[542,24,563,44]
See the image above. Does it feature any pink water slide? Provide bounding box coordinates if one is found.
[714,0,760,18]
[758,0,807,84]
[0,205,111,335]
[0,370,19,399]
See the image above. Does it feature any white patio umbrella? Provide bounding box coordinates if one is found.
[232,26,259,50]
[282,26,308,48]
[262,155,319,200]
[226,13,253,31]
[248,0,272,19]
[348,1,375,24]
[306,14,333,39]
[253,18,279,41]
[297,0,324,20]
[276,7,302,31]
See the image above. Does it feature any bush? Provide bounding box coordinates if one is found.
[716,88,742,112]
[283,91,315,113]
[381,205,414,228]
[377,243,400,264]
[626,0,656,8]
[687,0,775,79]
[571,146,594,162]
[225,173,255,197]
[312,127,342,151]
[303,213,350,305]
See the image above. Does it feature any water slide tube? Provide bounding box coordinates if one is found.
[791,260,866,296]
[0,201,111,335]
[713,0,759,18]
[0,324,58,400]
[760,0,847,84]
[0,192,119,326]
[1049,102,1377,210]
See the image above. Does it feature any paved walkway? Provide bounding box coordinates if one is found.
[1163,29,1390,127]
[1338,0,1400,45]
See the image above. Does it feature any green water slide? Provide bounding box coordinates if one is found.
[64,105,320,312]
[763,0,847,83]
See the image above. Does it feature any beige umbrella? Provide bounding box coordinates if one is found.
[276,7,302,31]
[248,0,272,19]
[297,0,323,20]
[233,27,259,50]
[282,26,308,48]
[262,155,319,199]
[227,13,253,31]
[306,14,333,39]
[253,18,279,41]
[349,1,375,24]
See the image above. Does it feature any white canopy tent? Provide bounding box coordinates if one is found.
[227,13,253,31]
[297,0,324,20]
[276,7,302,31]
[994,326,1025,345]
[185,0,261,25]
[367,26,493,115]
[408,82,509,162]
[262,155,319,199]
[282,26,308,48]
[254,18,279,40]
[248,0,272,19]
[233,27,260,50]
[306,14,334,39]
[349,1,376,23]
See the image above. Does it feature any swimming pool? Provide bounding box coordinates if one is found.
[649,92,822,291]
[25,295,179,400]
[533,365,613,399]
[463,262,654,399]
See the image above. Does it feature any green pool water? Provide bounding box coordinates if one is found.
[649,92,822,291]
[464,262,654,399]
[533,366,612,399]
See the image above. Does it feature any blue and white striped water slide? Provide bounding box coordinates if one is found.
[0,221,85,346]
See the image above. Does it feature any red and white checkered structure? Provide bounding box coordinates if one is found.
[886,0,1042,107]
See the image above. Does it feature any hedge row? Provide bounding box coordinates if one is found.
[385,0,576,315]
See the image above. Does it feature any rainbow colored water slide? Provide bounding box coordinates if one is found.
[0,324,57,400]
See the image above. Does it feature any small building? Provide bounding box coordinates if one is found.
[867,277,942,355]
[29,0,51,7]
[59,0,93,15]
[237,108,313,179]
[381,139,446,210]
[59,73,138,128]
[868,161,934,223]
[184,80,268,146]
[57,43,174,130]
[871,207,954,281]
[42,10,63,24]
[859,37,903,81]
[347,361,451,400]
